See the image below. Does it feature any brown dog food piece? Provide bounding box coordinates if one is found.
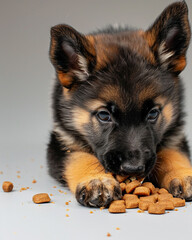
[158,200,174,210]
[158,188,169,194]
[2,181,13,192]
[108,200,126,213]
[125,198,139,209]
[120,183,126,192]
[158,193,173,201]
[151,193,159,201]
[126,180,141,193]
[133,186,150,196]
[142,182,156,194]
[139,201,151,211]
[140,195,157,203]
[33,193,51,204]
[123,194,139,201]
[116,175,128,183]
[171,198,185,207]
[125,200,139,209]
[154,188,160,194]
[148,203,165,214]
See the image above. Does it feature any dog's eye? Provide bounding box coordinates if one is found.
[147,108,160,123]
[97,110,111,123]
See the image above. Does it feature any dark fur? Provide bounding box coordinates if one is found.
[47,2,191,196]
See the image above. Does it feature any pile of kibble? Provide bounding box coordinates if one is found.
[108,176,185,214]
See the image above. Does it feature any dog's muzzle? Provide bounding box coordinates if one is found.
[103,148,156,177]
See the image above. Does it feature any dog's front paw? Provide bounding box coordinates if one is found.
[168,169,192,201]
[75,177,122,207]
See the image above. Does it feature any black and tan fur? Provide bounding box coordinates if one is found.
[47,2,192,207]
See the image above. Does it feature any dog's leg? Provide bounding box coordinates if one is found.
[154,149,192,200]
[64,152,122,207]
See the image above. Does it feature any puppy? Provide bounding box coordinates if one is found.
[47,1,192,207]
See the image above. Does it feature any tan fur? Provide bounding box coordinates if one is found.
[138,85,156,103]
[72,107,90,134]
[86,34,119,70]
[154,149,192,190]
[85,100,105,111]
[155,96,167,106]
[62,87,71,100]
[64,152,114,193]
[162,103,173,125]
[144,31,155,49]
[123,30,155,64]
[53,123,88,152]
[172,55,186,73]
[136,31,155,64]
[155,96,174,128]
[58,71,73,87]
[99,85,127,111]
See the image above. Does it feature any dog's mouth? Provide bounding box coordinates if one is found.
[98,152,157,179]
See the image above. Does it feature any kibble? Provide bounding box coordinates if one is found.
[158,200,175,210]
[125,198,139,209]
[171,198,185,207]
[139,201,151,211]
[32,193,50,204]
[158,188,169,194]
[148,203,165,214]
[158,193,173,201]
[142,182,156,194]
[108,200,126,213]
[120,183,126,192]
[126,180,141,193]
[108,176,186,215]
[133,186,150,196]
[2,181,13,192]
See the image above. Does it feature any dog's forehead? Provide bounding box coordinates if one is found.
[96,63,163,112]
[98,82,158,112]
[87,29,155,68]
[85,31,174,112]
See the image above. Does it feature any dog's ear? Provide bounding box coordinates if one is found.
[145,1,191,74]
[50,24,96,88]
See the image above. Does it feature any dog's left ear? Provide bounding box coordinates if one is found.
[145,1,191,74]
[49,24,96,88]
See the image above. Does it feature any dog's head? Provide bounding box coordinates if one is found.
[49,2,191,178]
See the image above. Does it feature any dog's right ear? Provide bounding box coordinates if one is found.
[50,25,96,89]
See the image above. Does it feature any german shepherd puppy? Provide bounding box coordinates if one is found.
[47,2,192,207]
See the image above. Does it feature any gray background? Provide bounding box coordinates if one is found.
[0,0,192,151]
[0,1,192,240]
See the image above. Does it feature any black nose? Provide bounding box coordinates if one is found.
[120,162,145,174]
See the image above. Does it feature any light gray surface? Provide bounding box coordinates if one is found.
[0,0,192,240]
[1,145,192,240]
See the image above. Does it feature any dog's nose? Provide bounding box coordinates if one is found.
[120,162,145,174]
